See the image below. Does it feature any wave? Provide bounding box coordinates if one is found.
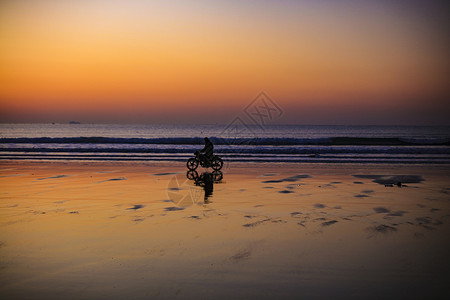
[1,145,449,155]
[1,154,449,164]
[1,136,449,146]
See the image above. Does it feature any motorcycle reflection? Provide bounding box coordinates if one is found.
[186,170,223,203]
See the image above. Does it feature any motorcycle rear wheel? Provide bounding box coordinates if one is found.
[187,158,199,170]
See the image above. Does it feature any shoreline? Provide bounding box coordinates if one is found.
[1,159,449,178]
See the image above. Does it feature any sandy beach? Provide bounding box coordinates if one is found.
[0,161,449,299]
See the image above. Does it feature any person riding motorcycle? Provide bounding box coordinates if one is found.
[199,137,214,165]
[187,137,222,170]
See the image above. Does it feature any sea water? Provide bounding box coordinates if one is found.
[1,124,449,164]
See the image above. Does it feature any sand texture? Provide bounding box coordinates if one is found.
[1,161,449,299]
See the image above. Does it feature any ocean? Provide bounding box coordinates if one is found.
[1,123,449,164]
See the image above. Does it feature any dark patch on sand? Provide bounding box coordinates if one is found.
[271,219,285,223]
[416,217,443,227]
[37,175,69,180]
[361,190,374,194]
[330,181,343,184]
[262,179,284,183]
[262,174,311,184]
[354,194,370,198]
[290,212,302,216]
[279,190,294,194]
[164,207,185,212]
[189,215,200,219]
[284,175,311,182]
[243,218,272,228]
[334,206,342,209]
[386,211,406,217]
[314,203,326,208]
[368,224,398,234]
[297,221,306,227]
[68,211,79,214]
[128,204,145,210]
[0,174,25,178]
[353,181,364,184]
[230,249,251,262]
[318,183,336,188]
[254,205,264,208]
[263,186,274,189]
[416,217,432,224]
[314,217,327,221]
[106,177,127,181]
[169,187,182,191]
[353,175,424,185]
[134,218,145,222]
[439,188,450,194]
[262,173,277,176]
[153,173,177,176]
[373,207,390,213]
[430,208,440,213]
[322,220,338,226]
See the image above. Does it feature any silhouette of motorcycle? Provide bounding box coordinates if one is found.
[187,151,223,171]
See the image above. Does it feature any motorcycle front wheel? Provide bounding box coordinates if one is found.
[187,158,199,170]
[211,157,223,171]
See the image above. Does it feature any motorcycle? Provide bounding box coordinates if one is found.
[187,151,223,171]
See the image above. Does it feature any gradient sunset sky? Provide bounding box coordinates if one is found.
[1,0,449,124]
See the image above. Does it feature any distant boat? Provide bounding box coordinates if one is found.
[69,121,81,124]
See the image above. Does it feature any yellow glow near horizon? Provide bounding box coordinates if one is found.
[0,0,448,123]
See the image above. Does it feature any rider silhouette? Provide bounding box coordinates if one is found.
[200,137,214,165]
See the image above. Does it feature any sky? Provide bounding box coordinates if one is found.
[0,0,449,125]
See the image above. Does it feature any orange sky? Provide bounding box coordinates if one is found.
[1,0,449,124]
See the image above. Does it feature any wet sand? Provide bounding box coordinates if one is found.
[1,161,449,299]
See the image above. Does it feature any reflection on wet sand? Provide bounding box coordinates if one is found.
[166,170,223,207]
[186,170,223,203]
